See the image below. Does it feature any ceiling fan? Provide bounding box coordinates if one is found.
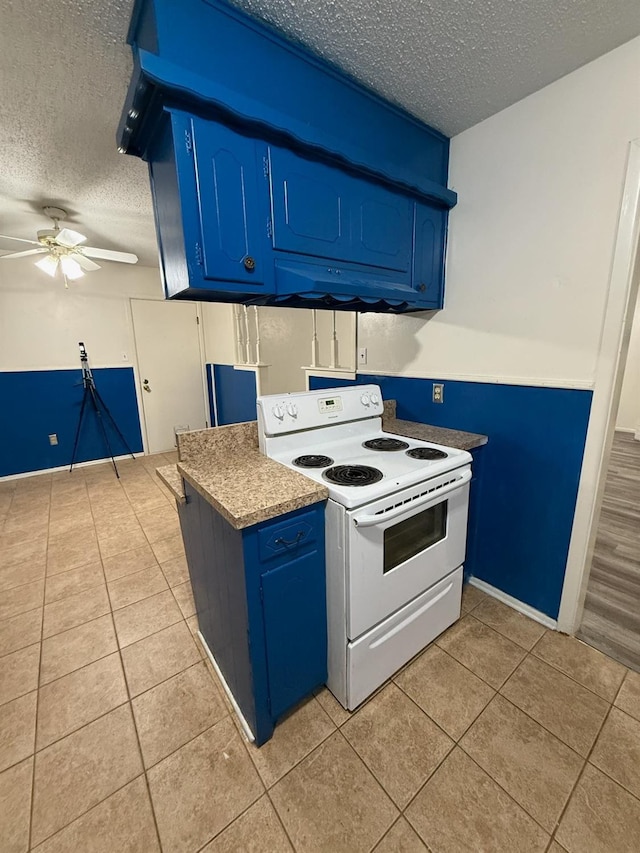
[0,206,139,287]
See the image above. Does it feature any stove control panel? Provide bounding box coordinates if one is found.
[257,384,384,437]
[319,397,343,413]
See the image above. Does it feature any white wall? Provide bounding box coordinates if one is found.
[200,302,357,395]
[617,288,640,432]
[0,259,165,370]
[257,306,311,394]
[358,37,640,388]
[201,302,238,365]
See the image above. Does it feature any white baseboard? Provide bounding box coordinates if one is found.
[197,631,255,743]
[615,427,640,440]
[0,452,145,482]
[468,577,558,630]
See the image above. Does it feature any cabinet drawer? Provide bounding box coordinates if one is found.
[258,511,318,562]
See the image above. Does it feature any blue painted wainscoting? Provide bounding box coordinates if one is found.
[207,364,257,426]
[0,368,144,477]
[309,373,592,620]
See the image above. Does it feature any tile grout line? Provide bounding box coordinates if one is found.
[265,788,299,852]
[29,773,153,850]
[450,745,556,840]
[442,611,626,707]
[464,595,629,702]
[496,648,626,757]
[368,815,409,853]
[388,645,626,842]
[545,701,616,847]
[36,587,190,690]
[27,474,52,852]
[584,706,640,803]
[87,480,166,853]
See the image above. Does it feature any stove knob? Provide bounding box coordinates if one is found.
[272,404,285,420]
[286,403,298,418]
[360,393,370,406]
[370,393,380,405]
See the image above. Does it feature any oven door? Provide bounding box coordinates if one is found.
[346,465,471,639]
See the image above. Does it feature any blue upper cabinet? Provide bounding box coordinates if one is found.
[122,0,457,312]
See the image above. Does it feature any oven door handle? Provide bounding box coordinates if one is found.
[353,468,472,528]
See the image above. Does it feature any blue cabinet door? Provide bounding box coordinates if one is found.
[350,181,412,273]
[268,147,351,263]
[413,203,446,308]
[269,147,412,273]
[260,550,328,720]
[189,117,268,287]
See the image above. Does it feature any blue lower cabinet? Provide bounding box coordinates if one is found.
[178,484,327,745]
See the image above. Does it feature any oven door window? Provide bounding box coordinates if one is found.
[383,501,447,573]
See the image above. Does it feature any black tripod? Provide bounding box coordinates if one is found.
[69,342,136,478]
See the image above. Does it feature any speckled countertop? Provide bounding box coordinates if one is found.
[168,422,327,529]
[157,403,486,527]
[382,400,487,451]
[156,465,185,503]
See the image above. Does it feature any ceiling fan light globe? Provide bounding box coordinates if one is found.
[60,256,85,280]
[35,254,60,277]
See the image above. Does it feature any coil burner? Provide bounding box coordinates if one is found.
[362,438,410,452]
[406,447,448,460]
[293,455,334,468]
[323,465,384,486]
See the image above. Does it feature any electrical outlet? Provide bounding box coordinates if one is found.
[432,383,444,404]
[358,347,367,365]
[48,434,58,446]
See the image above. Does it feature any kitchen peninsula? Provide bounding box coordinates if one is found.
[158,406,487,744]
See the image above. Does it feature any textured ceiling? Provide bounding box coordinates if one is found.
[0,0,158,266]
[1,0,639,270]
[231,0,640,135]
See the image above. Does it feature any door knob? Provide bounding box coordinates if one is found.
[143,379,151,393]
[243,256,256,272]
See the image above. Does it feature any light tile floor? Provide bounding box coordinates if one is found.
[1,455,640,852]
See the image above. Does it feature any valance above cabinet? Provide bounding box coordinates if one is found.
[121,0,457,313]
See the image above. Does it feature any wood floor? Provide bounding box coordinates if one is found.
[578,430,640,671]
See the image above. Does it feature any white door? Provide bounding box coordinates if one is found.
[131,299,207,454]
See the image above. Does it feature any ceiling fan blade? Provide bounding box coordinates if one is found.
[0,234,40,245]
[56,228,87,248]
[82,247,138,264]
[73,253,101,272]
[0,248,47,259]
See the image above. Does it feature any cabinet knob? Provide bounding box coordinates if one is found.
[419,283,426,292]
[243,256,256,272]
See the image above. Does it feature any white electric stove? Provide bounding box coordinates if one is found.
[257,385,472,709]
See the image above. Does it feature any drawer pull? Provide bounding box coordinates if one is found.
[274,531,305,548]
